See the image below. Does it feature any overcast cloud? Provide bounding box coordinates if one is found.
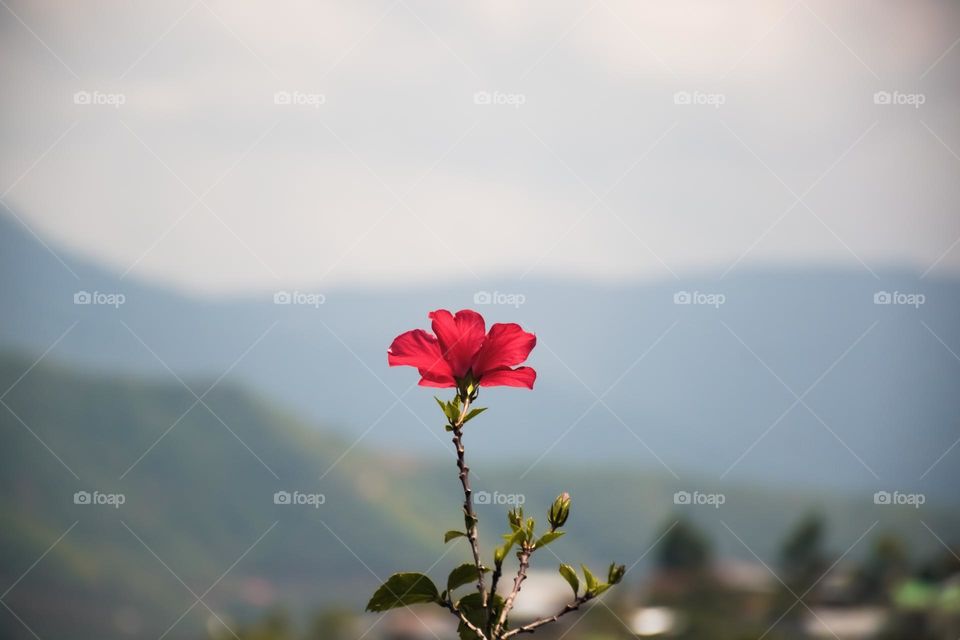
[1,0,959,293]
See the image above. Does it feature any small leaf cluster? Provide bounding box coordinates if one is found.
[493,499,567,565]
[435,396,486,431]
[557,561,626,600]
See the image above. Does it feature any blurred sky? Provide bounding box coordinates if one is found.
[1,0,959,293]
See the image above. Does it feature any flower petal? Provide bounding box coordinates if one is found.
[387,329,453,380]
[417,368,457,388]
[472,323,536,376]
[429,309,486,378]
[478,366,536,389]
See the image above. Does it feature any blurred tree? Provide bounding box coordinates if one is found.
[770,512,828,632]
[779,511,826,591]
[856,532,908,602]
[217,609,295,640]
[657,518,712,573]
[648,518,779,639]
[918,546,960,582]
[306,608,356,640]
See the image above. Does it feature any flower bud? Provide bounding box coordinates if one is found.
[547,492,571,529]
[607,563,626,585]
[508,506,524,530]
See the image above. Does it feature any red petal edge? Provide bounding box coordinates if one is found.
[478,366,536,389]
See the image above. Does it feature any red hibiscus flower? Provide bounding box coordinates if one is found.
[387,309,536,389]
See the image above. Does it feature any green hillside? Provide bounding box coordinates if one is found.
[1,353,957,639]
[0,353,442,639]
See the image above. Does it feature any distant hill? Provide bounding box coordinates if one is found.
[1,353,957,640]
[0,352,442,639]
[2,211,958,500]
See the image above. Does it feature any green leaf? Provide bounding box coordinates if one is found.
[497,528,525,562]
[366,573,440,612]
[461,407,487,424]
[581,564,599,594]
[447,563,489,592]
[559,564,579,597]
[535,531,565,549]
[435,397,458,423]
[494,536,515,565]
[444,530,466,543]
[456,593,504,640]
[458,621,485,640]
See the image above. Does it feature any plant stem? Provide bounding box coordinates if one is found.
[486,558,504,638]
[500,594,594,638]
[492,547,531,638]
[488,560,503,609]
[452,395,487,608]
[444,599,488,640]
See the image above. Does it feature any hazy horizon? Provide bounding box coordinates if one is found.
[4,207,960,301]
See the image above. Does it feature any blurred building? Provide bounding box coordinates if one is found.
[367,609,457,640]
[802,607,888,639]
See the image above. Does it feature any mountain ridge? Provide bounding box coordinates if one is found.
[2,210,959,500]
